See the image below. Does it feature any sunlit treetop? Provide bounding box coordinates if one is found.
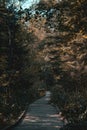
[21,0,40,9]
[6,0,40,10]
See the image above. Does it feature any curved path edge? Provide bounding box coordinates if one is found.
[1,105,30,130]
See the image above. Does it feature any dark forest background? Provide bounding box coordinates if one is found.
[0,0,87,129]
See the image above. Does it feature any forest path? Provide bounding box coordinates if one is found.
[13,91,64,130]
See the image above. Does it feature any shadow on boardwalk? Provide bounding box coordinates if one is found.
[13,91,65,130]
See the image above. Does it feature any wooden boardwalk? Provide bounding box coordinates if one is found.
[13,91,64,130]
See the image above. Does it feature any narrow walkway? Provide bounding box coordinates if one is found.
[13,91,64,130]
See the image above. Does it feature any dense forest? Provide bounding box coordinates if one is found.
[0,0,87,129]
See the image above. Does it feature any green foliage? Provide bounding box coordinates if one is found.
[0,6,40,128]
[36,0,87,124]
[48,0,87,124]
[51,85,87,123]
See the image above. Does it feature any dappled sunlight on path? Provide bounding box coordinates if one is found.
[13,91,64,130]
